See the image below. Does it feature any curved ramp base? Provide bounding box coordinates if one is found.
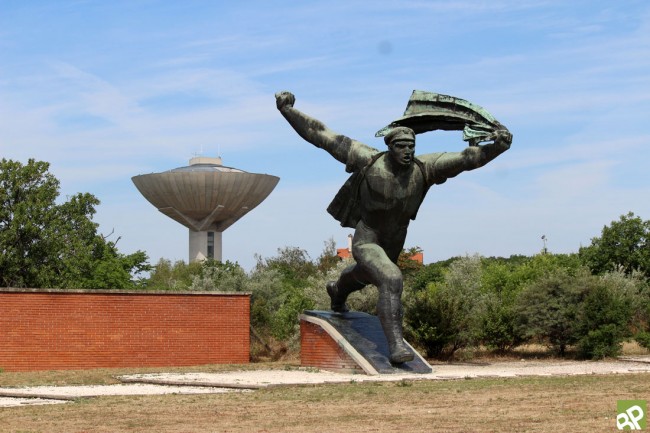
[300,310,432,375]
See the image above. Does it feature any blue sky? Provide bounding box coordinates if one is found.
[1,1,649,271]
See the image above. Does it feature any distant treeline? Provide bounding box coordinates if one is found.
[145,212,650,361]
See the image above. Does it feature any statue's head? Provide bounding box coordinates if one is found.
[384,126,416,167]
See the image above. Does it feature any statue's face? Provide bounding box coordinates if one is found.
[388,140,415,167]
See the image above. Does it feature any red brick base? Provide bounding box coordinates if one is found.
[300,320,364,374]
[0,289,250,371]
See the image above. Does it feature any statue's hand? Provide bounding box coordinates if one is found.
[275,91,295,111]
[492,126,512,145]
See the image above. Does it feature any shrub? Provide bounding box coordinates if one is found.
[480,301,524,352]
[403,284,455,357]
[516,267,636,358]
[479,254,583,353]
[515,268,588,356]
[247,247,319,356]
[576,282,632,359]
[596,270,649,354]
[189,260,247,291]
[404,255,486,358]
[407,258,457,292]
[578,325,624,359]
[479,261,526,352]
[146,258,202,290]
[636,331,650,350]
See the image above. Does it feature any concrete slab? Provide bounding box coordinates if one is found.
[0,383,245,407]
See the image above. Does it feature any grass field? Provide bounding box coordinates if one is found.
[2,345,648,432]
[1,367,648,432]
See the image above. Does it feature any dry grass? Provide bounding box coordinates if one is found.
[1,373,648,432]
[1,343,648,432]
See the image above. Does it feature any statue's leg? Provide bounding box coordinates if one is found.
[354,243,414,364]
[326,264,366,313]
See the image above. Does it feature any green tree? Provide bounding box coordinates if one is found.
[189,259,247,292]
[580,212,650,278]
[0,158,149,289]
[407,257,458,293]
[256,246,318,287]
[145,258,203,290]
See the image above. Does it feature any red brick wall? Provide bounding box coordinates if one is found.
[0,289,250,371]
[300,320,363,374]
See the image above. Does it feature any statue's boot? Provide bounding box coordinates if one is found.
[326,270,367,313]
[326,281,350,313]
[378,293,414,364]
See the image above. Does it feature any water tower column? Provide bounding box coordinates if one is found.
[189,230,223,262]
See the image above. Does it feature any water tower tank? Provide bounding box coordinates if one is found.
[132,156,279,262]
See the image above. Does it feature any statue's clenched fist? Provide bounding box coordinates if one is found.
[275,91,295,111]
[493,126,512,145]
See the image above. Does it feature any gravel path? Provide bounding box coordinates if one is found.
[2,356,649,408]
[119,357,650,387]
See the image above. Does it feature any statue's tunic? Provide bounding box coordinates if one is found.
[327,141,448,231]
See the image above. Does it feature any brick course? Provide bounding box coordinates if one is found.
[300,320,363,374]
[0,289,250,371]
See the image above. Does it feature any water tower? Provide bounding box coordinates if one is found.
[132,156,279,262]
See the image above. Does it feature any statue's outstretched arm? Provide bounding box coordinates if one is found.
[431,126,512,180]
[275,91,357,164]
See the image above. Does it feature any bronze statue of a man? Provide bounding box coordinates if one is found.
[276,91,512,363]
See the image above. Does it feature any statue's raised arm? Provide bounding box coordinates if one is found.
[428,124,512,180]
[275,91,368,165]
